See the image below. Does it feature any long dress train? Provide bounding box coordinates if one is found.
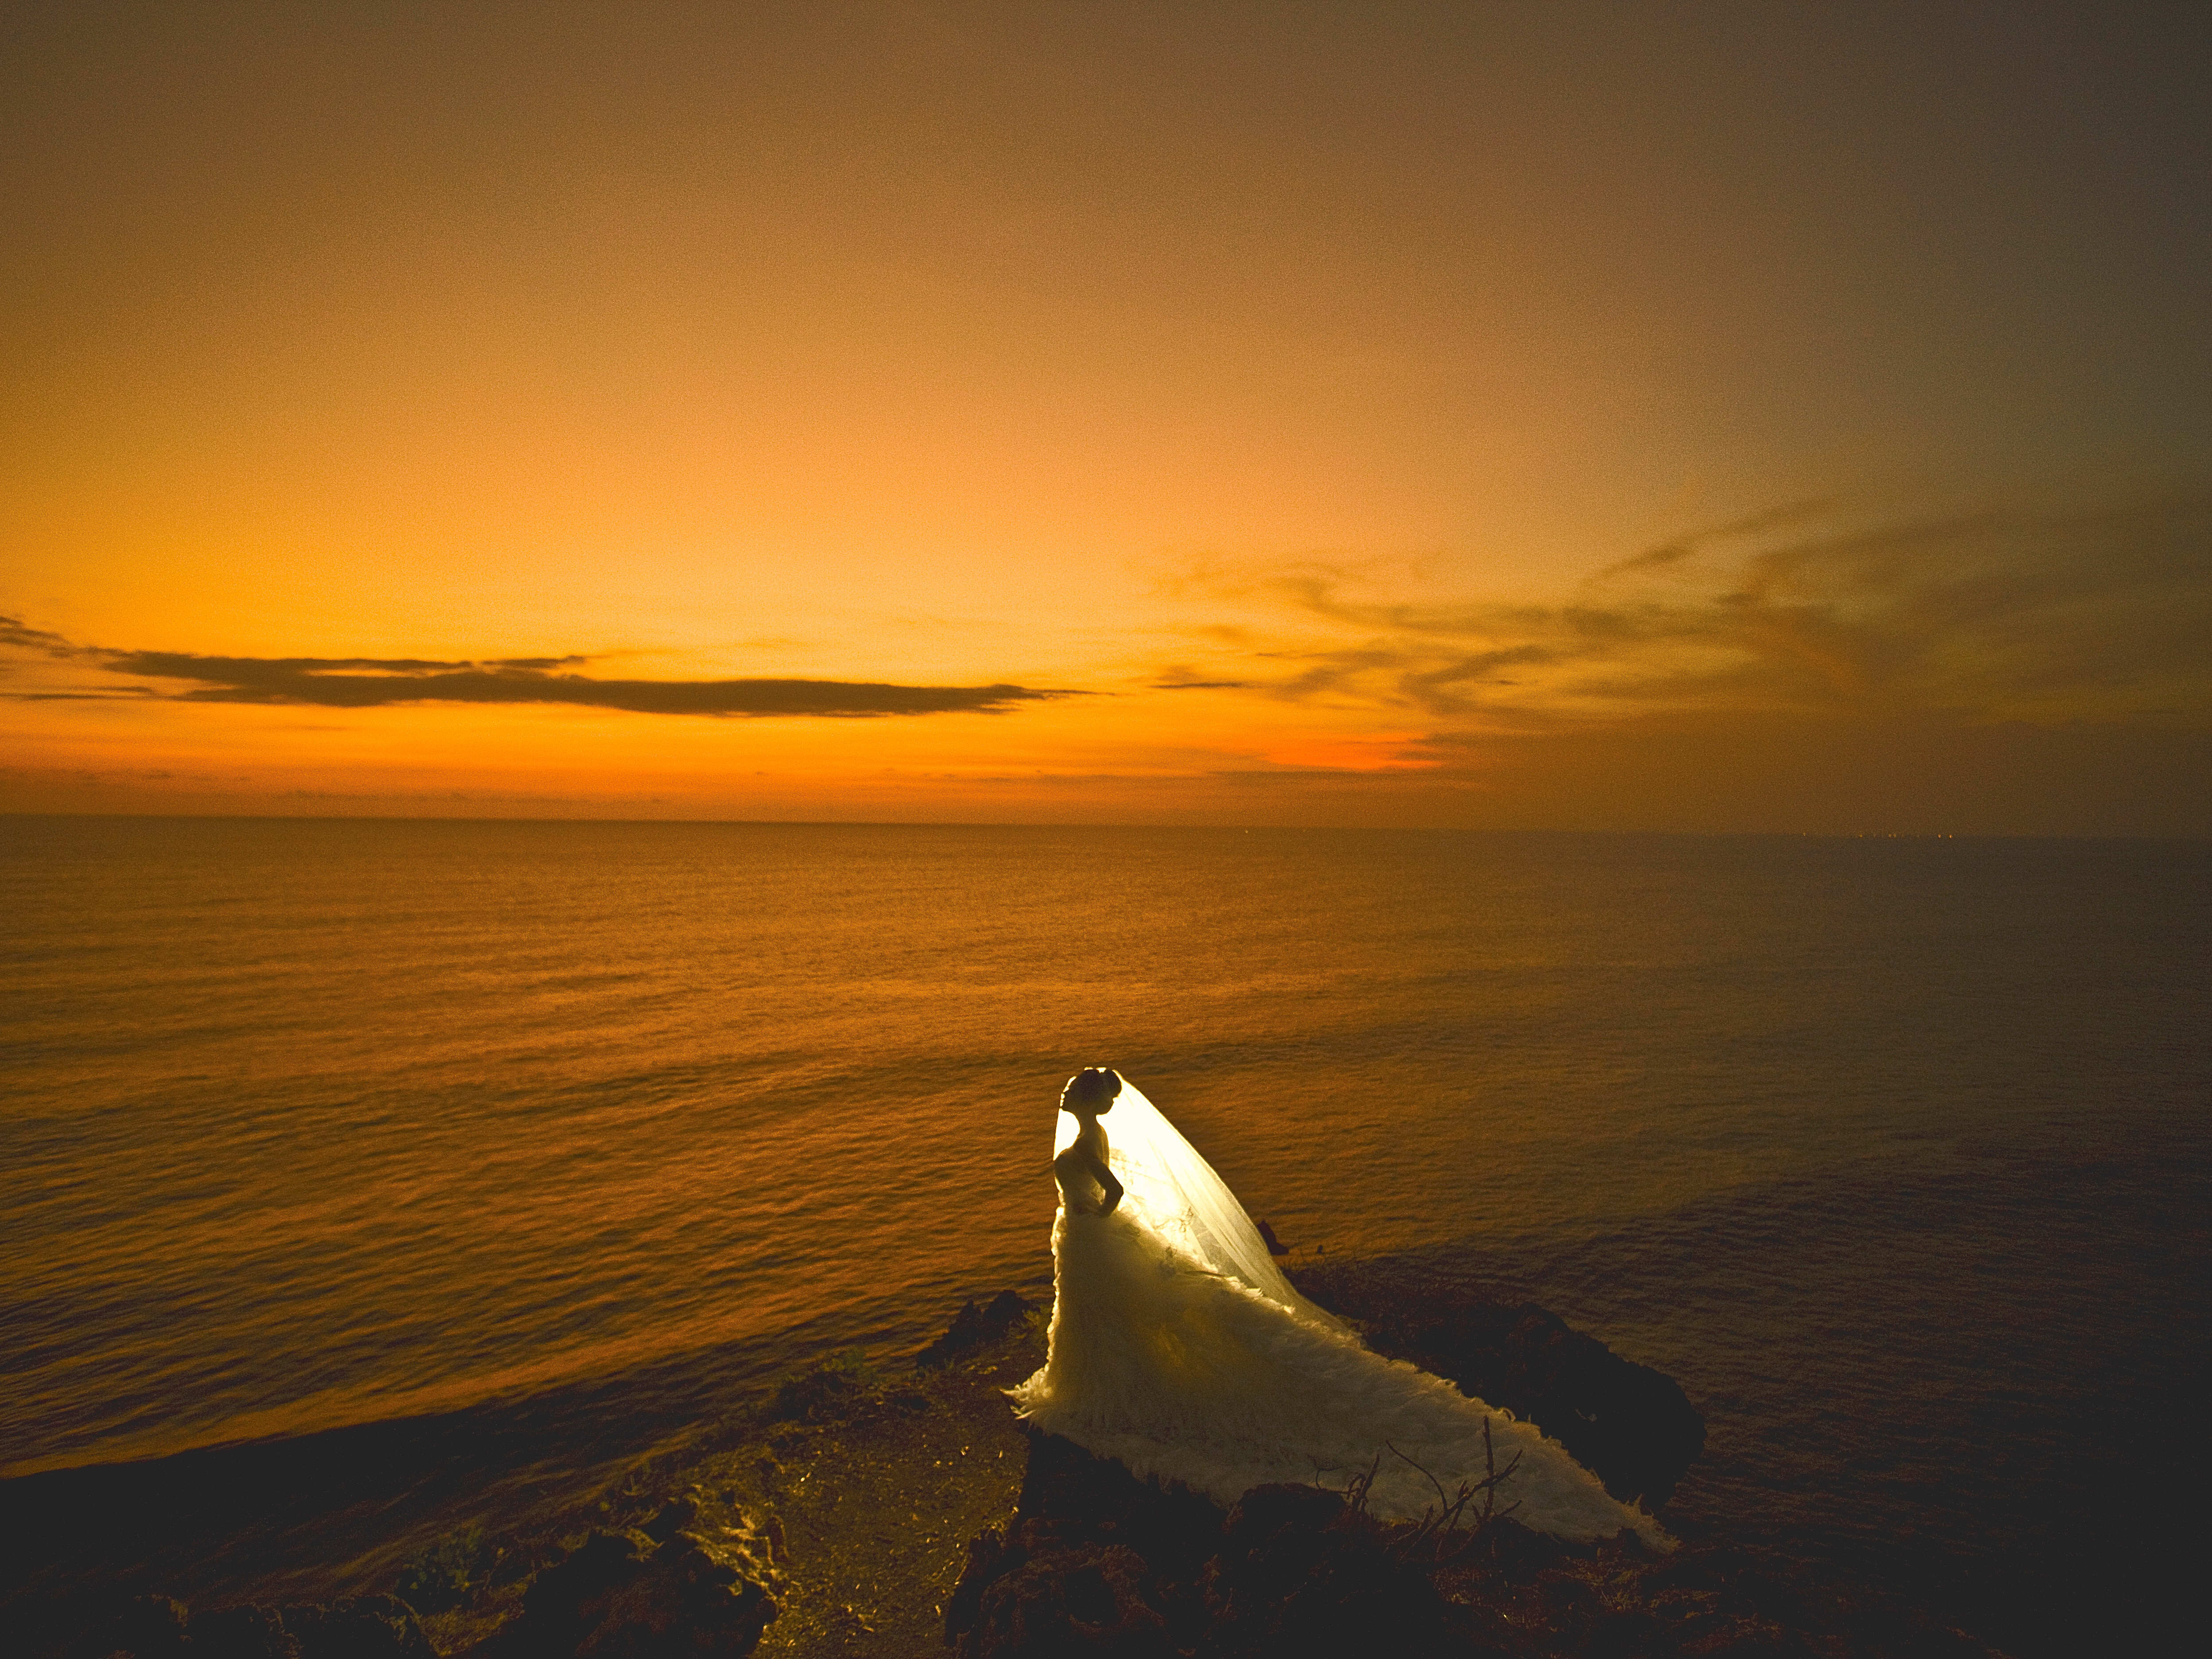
[1009,1075,1668,1547]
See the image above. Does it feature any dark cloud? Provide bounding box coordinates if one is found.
[0,622,1076,718]
[7,688,160,701]
[1152,680,1250,690]
[0,615,79,655]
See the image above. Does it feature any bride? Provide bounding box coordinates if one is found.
[1010,1067,1668,1546]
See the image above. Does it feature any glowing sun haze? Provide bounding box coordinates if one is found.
[4,2,2207,831]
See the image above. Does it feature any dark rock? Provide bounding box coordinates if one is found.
[494,1519,781,1659]
[1676,1616,1813,1656]
[640,1497,700,1543]
[948,1513,1196,1658]
[188,1604,301,1659]
[946,1434,1223,1657]
[1012,1431,1224,1585]
[945,1523,1019,1647]
[1290,1265,1706,1507]
[1586,1607,1663,1658]
[1538,1569,1598,1618]
[284,1598,437,1659]
[1220,1481,1345,1546]
[962,1539,1172,1658]
[917,1291,1034,1367]
[520,1530,656,1649]
[1197,1483,1452,1659]
[82,1594,191,1659]
[953,1440,1466,1658]
[578,1534,778,1659]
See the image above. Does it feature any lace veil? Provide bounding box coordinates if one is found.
[1055,1071,1344,1330]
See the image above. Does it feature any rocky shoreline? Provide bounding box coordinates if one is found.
[8,1270,2010,1658]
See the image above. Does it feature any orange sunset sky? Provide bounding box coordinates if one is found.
[4,3,2207,832]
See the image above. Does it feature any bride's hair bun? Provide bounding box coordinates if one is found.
[1064,1067,1123,1108]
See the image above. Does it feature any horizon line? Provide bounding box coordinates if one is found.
[3,810,2203,845]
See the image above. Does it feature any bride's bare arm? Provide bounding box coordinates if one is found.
[1081,1148,1123,1216]
[1054,1143,1124,1215]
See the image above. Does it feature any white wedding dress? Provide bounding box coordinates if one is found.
[1010,1074,1669,1547]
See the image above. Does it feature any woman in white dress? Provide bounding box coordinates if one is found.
[1010,1067,1668,1547]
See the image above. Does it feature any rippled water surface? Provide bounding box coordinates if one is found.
[4,818,2206,1650]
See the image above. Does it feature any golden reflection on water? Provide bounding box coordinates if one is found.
[2,818,2204,1484]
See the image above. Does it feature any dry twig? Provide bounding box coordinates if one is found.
[1382,1419,1522,1563]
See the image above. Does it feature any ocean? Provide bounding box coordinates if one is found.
[4,817,2206,1653]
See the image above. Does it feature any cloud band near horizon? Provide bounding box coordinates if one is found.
[0,625,1077,717]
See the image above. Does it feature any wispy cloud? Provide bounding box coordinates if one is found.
[0,616,75,654]
[0,625,1077,718]
[1176,496,2212,728]
[1594,498,1836,579]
